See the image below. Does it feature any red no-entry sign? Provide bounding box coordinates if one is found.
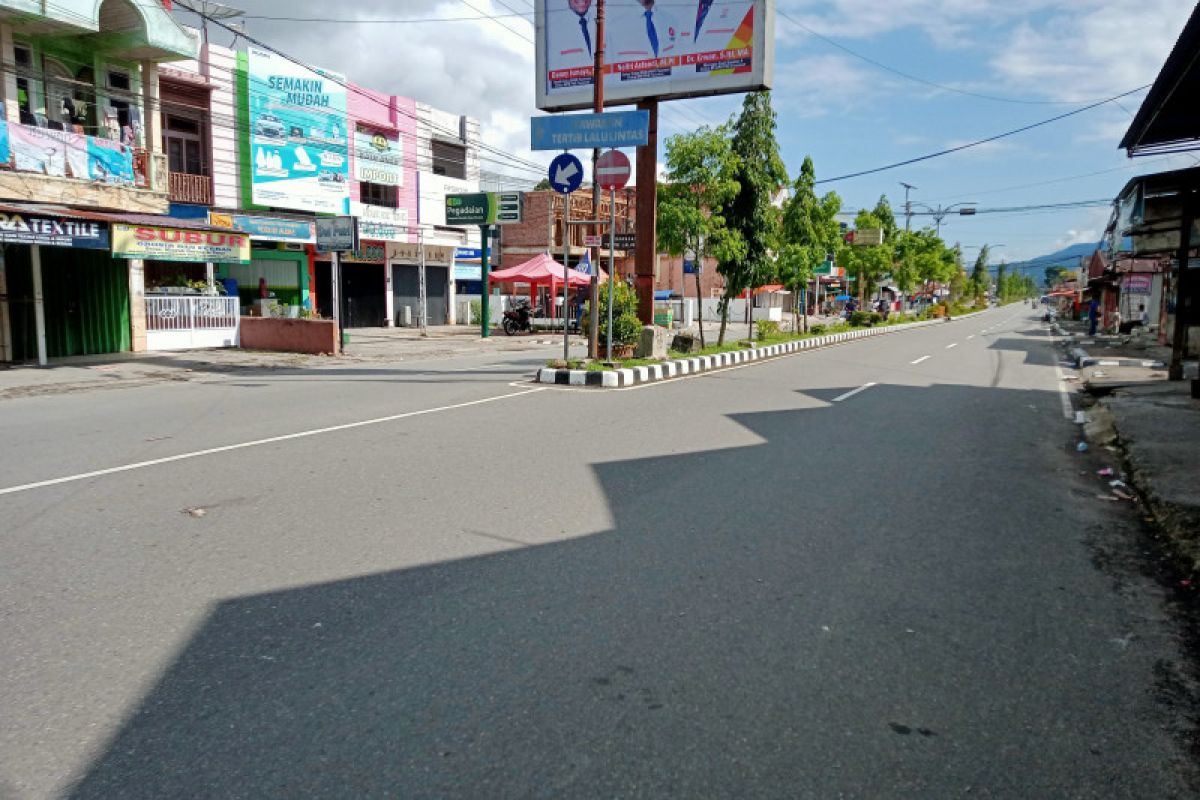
[596,149,631,191]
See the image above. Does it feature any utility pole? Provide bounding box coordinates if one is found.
[587,0,606,358]
[900,182,916,232]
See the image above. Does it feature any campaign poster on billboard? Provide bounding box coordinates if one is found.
[536,0,773,111]
[247,46,350,214]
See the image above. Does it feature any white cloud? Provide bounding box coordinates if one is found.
[770,54,880,117]
[991,0,1195,101]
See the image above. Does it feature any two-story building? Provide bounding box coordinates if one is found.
[0,0,220,364]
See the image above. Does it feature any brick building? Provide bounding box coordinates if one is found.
[497,189,726,298]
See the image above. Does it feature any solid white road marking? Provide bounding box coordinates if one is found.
[910,355,931,365]
[945,343,958,349]
[832,382,877,402]
[0,388,548,497]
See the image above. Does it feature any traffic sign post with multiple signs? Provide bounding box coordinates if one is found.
[547,153,585,358]
[445,192,525,338]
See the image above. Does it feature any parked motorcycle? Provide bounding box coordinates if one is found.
[502,301,539,336]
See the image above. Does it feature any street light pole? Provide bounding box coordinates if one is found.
[900,182,916,232]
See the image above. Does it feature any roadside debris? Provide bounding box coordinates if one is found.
[1076,442,1089,452]
[1098,467,1115,476]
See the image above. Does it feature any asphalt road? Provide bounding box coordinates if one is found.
[1,308,1197,799]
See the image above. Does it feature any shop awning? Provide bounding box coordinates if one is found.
[1120,4,1200,156]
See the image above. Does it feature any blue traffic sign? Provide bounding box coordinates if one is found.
[531,110,650,151]
[548,153,584,194]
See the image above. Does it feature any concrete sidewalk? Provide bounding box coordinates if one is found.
[1059,315,1200,575]
[0,326,585,401]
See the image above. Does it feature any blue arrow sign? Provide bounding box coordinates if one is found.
[531,110,650,151]
[548,153,584,194]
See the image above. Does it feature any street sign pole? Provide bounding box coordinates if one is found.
[418,228,428,337]
[635,99,657,325]
[563,189,571,362]
[331,251,342,349]
[479,224,491,338]
[607,186,615,362]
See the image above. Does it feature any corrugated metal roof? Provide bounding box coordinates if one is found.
[0,202,225,231]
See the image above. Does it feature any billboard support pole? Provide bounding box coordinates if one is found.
[480,224,491,338]
[588,0,606,359]
[635,98,657,326]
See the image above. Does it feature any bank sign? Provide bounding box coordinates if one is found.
[246,46,350,215]
[445,192,524,225]
[111,225,251,264]
[0,212,109,249]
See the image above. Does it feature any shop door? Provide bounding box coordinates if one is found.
[339,262,386,328]
[5,247,129,360]
[41,248,130,357]
[392,265,448,326]
[315,260,333,320]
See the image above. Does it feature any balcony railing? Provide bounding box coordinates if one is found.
[168,171,213,205]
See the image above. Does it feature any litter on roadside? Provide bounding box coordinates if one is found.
[1109,479,1127,489]
[1074,410,1088,424]
[1098,467,1115,476]
[1096,494,1118,501]
[1076,442,1089,452]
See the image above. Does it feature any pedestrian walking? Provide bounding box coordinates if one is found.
[1087,296,1100,336]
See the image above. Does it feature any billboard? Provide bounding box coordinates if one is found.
[246,46,350,214]
[536,0,773,111]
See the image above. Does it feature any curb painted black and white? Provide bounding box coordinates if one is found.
[538,318,955,388]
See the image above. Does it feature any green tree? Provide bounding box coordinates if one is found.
[534,177,552,191]
[717,91,788,344]
[657,124,742,348]
[1044,265,1068,287]
[948,243,968,301]
[872,195,898,240]
[779,155,842,332]
[969,244,991,301]
[994,262,1008,302]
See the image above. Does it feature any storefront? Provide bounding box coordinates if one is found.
[314,242,389,328]
[207,213,315,315]
[0,206,120,364]
[387,241,455,327]
[111,221,251,351]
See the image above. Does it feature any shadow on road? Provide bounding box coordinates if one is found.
[65,380,1198,798]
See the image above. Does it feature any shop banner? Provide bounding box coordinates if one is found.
[0,211,109,249]
[1121,274,1153,295]
[247,45,350,215]
[386,241,455,266]
[454,247,482,281]
[209,212,315,243]
[87,137,135,184]
[354,127,402,186]
[5,122,133,184]
[0,120,8,164]
[352,201,409,242]
[112,224,250,264]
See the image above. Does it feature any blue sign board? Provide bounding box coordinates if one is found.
[229,214,315,243]
[548,153,584,194]
[454,247,482,280]
[531,110,650,151]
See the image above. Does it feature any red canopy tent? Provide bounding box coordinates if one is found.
[489,253,606,319]
[488,253,602,288]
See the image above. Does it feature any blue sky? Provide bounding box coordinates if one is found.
[184,0,1199,262]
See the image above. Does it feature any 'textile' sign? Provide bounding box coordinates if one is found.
[531,110,650,151]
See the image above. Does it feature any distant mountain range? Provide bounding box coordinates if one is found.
[991,242,1096,276]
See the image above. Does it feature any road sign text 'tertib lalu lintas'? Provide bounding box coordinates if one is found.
[444,192,525,226]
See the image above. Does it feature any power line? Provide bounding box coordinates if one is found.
[814,85,1151,185]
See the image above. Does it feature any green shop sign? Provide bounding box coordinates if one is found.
[445,192,524,226]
